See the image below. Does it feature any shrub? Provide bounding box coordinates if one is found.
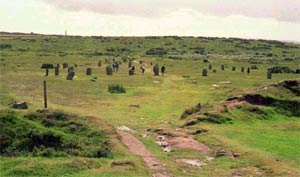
[180,103,201,119]
[108,85,126,93]
[145,48,167,56]
[0,44,12,49]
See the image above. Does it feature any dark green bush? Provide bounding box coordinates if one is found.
[108,84,126,93]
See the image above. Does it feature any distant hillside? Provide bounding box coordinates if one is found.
[0,33,299,62]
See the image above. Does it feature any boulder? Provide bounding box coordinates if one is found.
[11,101,28,109]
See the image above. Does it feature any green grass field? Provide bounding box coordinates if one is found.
[0,34,299,177]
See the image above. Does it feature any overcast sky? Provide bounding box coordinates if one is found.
[1,0,300,41]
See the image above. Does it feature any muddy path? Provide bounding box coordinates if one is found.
[117,129,171,177]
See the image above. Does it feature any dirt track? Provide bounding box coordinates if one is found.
[117,130,171,177]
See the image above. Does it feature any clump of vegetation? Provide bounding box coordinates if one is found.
[145,48,167,56]
[242,94,300,117]
[0,110,112,158]
[91,76,97,82]
[180,103,201,119]
[0,44,12,50]
[183,114,232,126]
[269,66,295,73]
[108,84,126,93]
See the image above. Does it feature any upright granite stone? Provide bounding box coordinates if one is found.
[153,64,159,76]
[67,71,75,80]
[68,66,74,73]
[267,69,272,79]
[86,68,92,75]
[63,63,68,69]
[106,65,113,75]
[202,69,208,76]
[45,69,49,76]
[55,66,59,76]
[221,64,225,71]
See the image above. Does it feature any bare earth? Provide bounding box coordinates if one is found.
[117,130,171,177]
[164,136,211,153]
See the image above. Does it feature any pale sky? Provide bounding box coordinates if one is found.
[1,0,300,41]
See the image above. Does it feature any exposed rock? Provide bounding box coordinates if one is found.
[111,160,135,167]
[11,101,28,109]
[117,125,134,132]
[216,149,226,157]
[175,158,207,168]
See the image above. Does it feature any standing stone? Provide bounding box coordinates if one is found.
[153,64,159,76]
[129,69,134,76]
[106,65,113,75]
[267,69,272,79]
[55,66,59,76]
[86,68,92,75]
[140,66,145,74]
[161,65,166,75]
[202,69,208,76]
[45,69,49,76]
[241,66,245,72]
[251,65,258,70]
[67,71,75,80]
[232,66,236,71]
[68,66,74,73]
[209,64,212,70]
[247,67,250,74]
[221,64,225,71]
[63,63,68,69]
[213,69,217,73]
[98,60,102,67]
[128,61,133,68]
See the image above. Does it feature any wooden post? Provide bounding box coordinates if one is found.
[44,80,47,108]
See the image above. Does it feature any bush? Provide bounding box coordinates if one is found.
[145,48,167,56]
[0,44,12,49]
[108,85,126,94]
[180,103,201,119]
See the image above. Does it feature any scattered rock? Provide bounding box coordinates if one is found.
[205,156,214,161]
[219,81,231,84]
[176,158,206,168]
[129,104,140,108]
[190,128,208,135]
[156,135,211,153]
[216,149,227,157]
[232,152,241,158]
[153,81,160,84]
[117,125,135,132]
[110,160,135,167]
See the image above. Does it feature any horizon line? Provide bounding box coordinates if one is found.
[1,31,299,44]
